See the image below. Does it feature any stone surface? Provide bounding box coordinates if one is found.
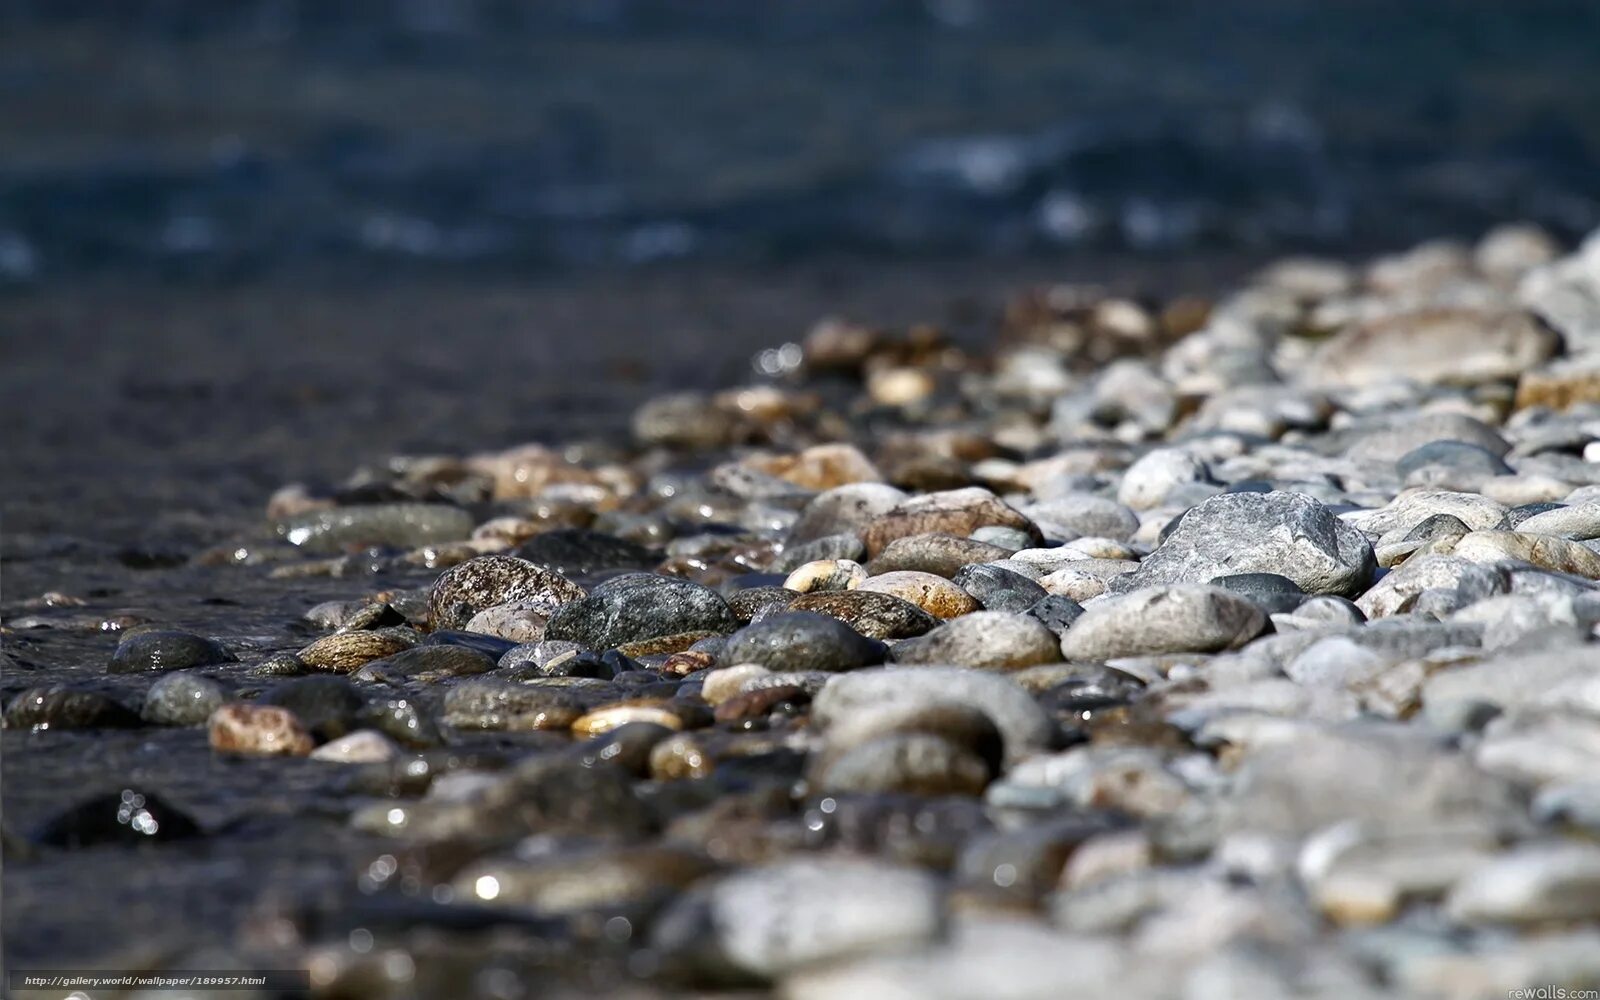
[108,630,233,674]
[719,612,887,673]
[858,487,1040,557]
[889,611,1061,669]
[428,554,586,630]
[544,573,738,649]
[1061,585,1267,660]
[207,704,314,756]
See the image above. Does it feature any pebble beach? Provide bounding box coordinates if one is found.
[7,221,1600,998]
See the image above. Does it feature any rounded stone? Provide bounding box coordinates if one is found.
[276,502,474,555]
[297,627,418,674]
[1208,572,1308,615]
[441,679,586,731]
[108,630,234,674]
[951,563,1049,613]
[6,686,141,731]
[889,611,1062,669]
[1060,584,1267,661]
[810,733,991,796]
[856,571,980,619]
[545,574,738,649]
[782,590,940,640]
[429,554,586,631]
[720,612,886,673]
[141,673,226,726]
[207,703,314,756]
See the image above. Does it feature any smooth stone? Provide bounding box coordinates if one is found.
[813,667,1051,764]
[1422,644,1598,719]
[719,612,887,672]
[1344,414,1511,464]
[310,729,401,763]
[1019,494,1140,543]
[1038,565,1110,601]
[970,525,1036,551]
[890,611,1062,669]
[440,679,586,731]
[297,627,419,674]
[5,686,141,731]
[951,563,1049,613]
[141,673,226,726]
[108,630,234,674]
[207,703,314,756]
[1117,449,1211,510]
[1402,513,1474,542]
[1061,585,1267,661]
[277,502,474,555]
[1271,595,1366,632]
[786,483,909,548]
[1451,530,1600,578]
[856,571,980,619]
[1113,491,1374,598]
[699,858,943,977]
[1517,502,1600,540]
[858,487,1040,558]
[423,628,518,658]
[771,532,869,573]
[1499,501,1569,530]
[463,600,549,643]
[1209,572,1307,615]
[810,733,992,797]
[783,559,867,593]
[866,533,1013,578]
[727,586,800,623]
[429,554,586,630]
[1397,440,1512,481]
[570,699,689,737]
[1447,843,1600,924]
[1307,308,1556,386]
[545,573,738,649]
[1027,595,1086,636]
[355,644,497,683]
[513,528,658,576]
[1352,490,1509,547]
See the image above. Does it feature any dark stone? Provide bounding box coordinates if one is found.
[516,529,660,577]
[33,789,202,848]
[1396,440,1513,480]
[108,630,234,674]
[1498,502,1568,531]
[727,586,797,623]
[1027,595,1085,637]
[720,612,887,672]
[952,563,1049,613]
[545,574,738,649]
[260,675,366,740]
[1209,572,1308,615]
[428,554,586,631]
[1403,513,1475,543]
[4,686,141,731]
[423,629,520,659]
[780,590,940,640]
[770,533,867,573]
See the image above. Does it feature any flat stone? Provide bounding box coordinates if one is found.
[1450,530,1600,578]
[784,590,941,640]
[297,627,419,674]
[787,483,909,548]
[463,600,550,643]
[441,679,586,731]
[514,528,659,576]
[310,729,401,763]
[1344,415,1511,464]
[950,563,1049,613]
[865,533,1013,577]
[1516,502,1600,540]
[1307,307,1556,386]
[1020,494,1141,542]
[5,686,141,731]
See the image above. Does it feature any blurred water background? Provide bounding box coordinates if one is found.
[2,0,1598,286]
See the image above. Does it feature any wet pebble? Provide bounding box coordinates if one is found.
[107,629,234,674]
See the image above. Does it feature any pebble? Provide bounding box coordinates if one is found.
[141,672,226,726]
[1113,491,1374,597]
[5,686,141,731]
[809,733,992,796]
[782,558,867,593]
[692,858,943,977]
[950,563,1049,613]
[108,629,234,674]
[858,487,1040,557]
[1117,448,1211,510]
[428,554,586,630]
[354,644,497,683]
[544,573,738,649]
[784,590,941,639]
[719,612,887,672]
[814,667,1051,764]
[207,703,315,756]
[1308,307,1556,386]
[889,611,1062,669]
[1061,585,1267,661]
[462,600,550,643]
[297,626,419,673]
[276,502,474,555]
[513,528,659,576]
[310,729,402,763]
[440,679,585,731]
[856,570,980,619]
[866,533,1014,577]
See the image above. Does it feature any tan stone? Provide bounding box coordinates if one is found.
[1452,530,1600,578]
[856,571,980,619]
[209,703,314,756]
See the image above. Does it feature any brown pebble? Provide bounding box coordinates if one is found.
[208,703,314,756]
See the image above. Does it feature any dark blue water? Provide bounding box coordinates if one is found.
[1,0,1598,283]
